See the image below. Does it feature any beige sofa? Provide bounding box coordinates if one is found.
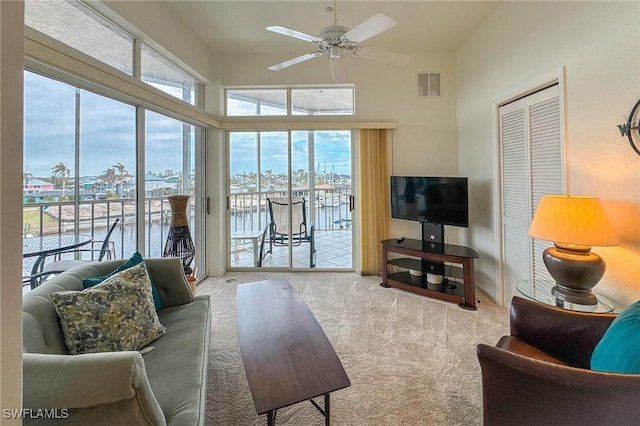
[22,257,211,425]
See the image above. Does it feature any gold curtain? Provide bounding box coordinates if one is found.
[358,129,391,275]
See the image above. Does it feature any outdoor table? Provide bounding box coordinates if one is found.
[23,234,92,289]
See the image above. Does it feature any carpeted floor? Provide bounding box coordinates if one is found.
[197,272,510,426]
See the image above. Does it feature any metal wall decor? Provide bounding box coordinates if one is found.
[617,98,640,156]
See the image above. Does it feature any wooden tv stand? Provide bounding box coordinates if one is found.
[381,238,479,310]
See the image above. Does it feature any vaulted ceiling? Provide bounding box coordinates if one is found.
[162,1,501,56]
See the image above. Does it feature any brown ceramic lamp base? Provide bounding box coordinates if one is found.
[543,243,605,306]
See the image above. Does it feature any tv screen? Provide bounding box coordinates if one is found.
[391,176,469,227]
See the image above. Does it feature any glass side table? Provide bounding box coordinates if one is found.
[516,280,615,313]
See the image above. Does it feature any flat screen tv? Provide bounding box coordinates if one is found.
[390,176,468,227]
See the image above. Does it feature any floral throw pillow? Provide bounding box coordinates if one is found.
[50,262,166,355]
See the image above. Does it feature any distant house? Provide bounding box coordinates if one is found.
[145,172,174,196]
[79,176,102,191]
[23,190,104,203]
[163,175,181,190]
[23,178,54,193]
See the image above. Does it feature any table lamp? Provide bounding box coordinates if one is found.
[528,195,619,305]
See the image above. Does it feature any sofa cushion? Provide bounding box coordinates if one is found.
[50,262,166,355]
[83,251,162,310]
[143,295,211,425]
[591,300,640,373]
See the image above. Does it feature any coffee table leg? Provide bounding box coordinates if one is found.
[325,394,330,426]
[267,410,276,426]
[310,394,331,425]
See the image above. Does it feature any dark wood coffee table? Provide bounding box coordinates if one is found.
[236,279,350,426]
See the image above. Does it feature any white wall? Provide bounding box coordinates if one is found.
[456,1,640,308]
[221,51,461,242]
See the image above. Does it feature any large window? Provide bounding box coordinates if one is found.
[23,71,205,276]
[226,87,354,116]
[23,0,208,281]
[23,71,136,261]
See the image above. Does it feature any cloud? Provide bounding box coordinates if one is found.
[24,71,195,177]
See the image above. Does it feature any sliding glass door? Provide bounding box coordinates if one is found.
[145,111,205,276]
[228,130,353,270]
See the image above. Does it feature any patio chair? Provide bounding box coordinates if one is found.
[259,198,315,268]
[41,217,120,275]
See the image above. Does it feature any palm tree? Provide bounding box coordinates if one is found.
[112,162,130,197]
[23,172,33,191]
[263,169,273,187]
[51,162,70,200]
[98,168,116,193]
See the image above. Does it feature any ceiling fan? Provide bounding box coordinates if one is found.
[266,4,410,82]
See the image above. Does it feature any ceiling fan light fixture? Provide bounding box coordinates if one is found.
[329,45,343,60]
[266,11,410,82]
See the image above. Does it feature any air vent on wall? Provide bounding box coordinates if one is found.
[418,73,441,97]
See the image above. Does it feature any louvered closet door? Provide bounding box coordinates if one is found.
[500,84,563,307]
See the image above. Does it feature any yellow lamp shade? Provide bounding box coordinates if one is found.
[528,195,619,247]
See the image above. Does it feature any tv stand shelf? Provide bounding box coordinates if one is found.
[381,238,479,310]
[387,258,465,281]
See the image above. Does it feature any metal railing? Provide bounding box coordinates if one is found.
[229,188,352,233]
[22,190,349,272]
[22,196,193,266]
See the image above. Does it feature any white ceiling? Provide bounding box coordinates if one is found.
[163,1,501,56]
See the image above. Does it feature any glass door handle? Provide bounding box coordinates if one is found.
[349,194,355,212]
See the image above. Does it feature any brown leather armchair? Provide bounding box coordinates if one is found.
[477,296,640,426]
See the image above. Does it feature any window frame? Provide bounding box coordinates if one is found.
[22,2,213,276]
[25,0,206,112]
[225,85,355,117]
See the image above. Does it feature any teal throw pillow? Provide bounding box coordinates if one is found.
[591,300,640,374]
[83,251,162,310]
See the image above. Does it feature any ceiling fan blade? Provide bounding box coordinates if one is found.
[353,46,410,66]
[329,58,348,83]
[343,13,397,43]
[268,52,323,71]
[266,26,322,43]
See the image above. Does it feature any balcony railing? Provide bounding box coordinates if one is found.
[22,196,194,273]
[22,189,351,274]
[229,188,352,233]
